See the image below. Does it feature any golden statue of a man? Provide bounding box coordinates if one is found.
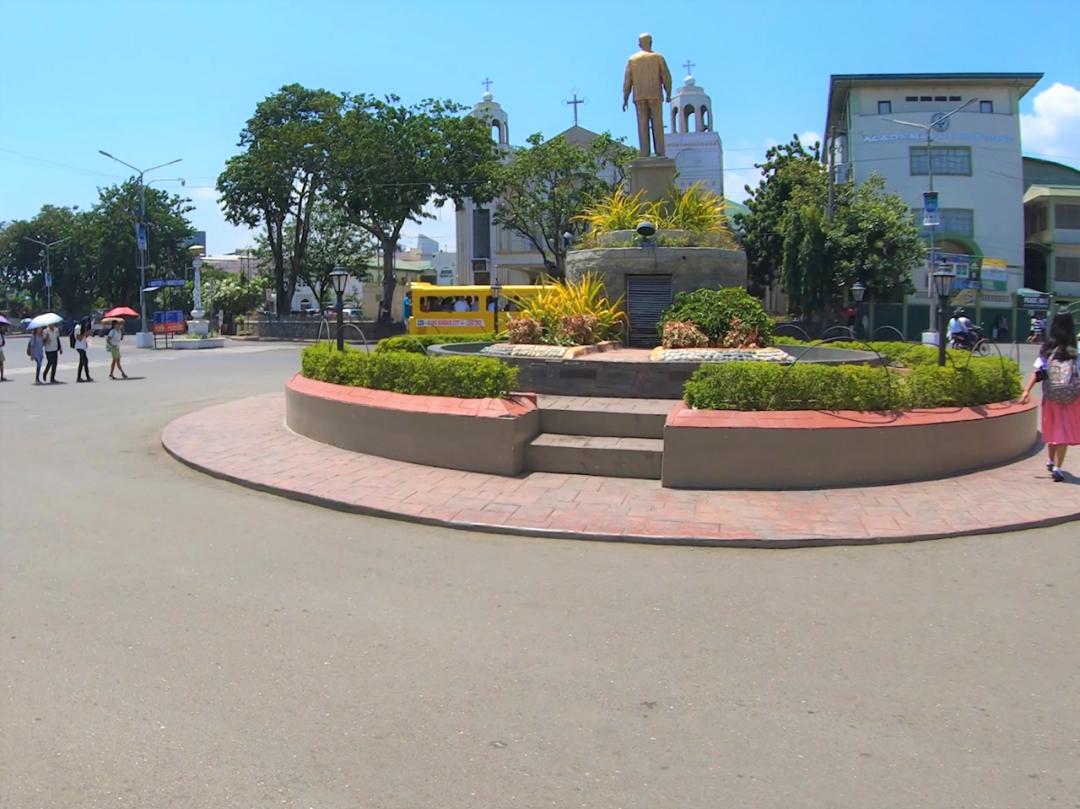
[622,33,673,158]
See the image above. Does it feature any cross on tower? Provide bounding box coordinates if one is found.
[564,89,585,126]
[481,77,493,93]
[683,59,696,77]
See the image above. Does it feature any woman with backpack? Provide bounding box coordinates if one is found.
[1020,312,1080,482]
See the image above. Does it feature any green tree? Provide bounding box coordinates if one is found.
[736,135,825,295]
[494,132,634,277]
[203,272,266,327]
[218,84,342,316]
[326,95,502,323]
[85,181,195,310]
[829,175,920,304]
[255,198,373,311]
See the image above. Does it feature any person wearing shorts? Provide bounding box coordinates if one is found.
[107,322,128,380]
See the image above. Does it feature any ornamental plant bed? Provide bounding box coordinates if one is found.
[301,344,517,399]
[683,356,1020,411]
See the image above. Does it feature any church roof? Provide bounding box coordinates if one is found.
[557,124,602,145]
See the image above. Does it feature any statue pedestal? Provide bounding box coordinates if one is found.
[187,312,210,338]
[628,157,677,202]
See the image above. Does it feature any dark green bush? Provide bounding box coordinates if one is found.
[684,356,1019,411]
[660,287,774,346]
[302,345,518,399]
[374,333,496,354]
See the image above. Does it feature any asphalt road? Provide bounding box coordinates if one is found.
[1,341,1077,809]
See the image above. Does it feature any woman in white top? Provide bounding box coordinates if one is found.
[106,320,128,380]
[75,318,93,382]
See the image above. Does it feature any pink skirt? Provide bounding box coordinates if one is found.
[1042,399,1080,445]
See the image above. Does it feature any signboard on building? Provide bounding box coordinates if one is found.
[922,191,940,227]
[436,266,456,285]
[1018,290,1052,310]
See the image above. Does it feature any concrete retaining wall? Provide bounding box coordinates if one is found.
[285,375,539,476]
[566,246,747,302]
[662,401,1038,489]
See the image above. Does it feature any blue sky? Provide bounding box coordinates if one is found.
[2,0,1078,255]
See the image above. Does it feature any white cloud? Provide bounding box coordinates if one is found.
[799,130,823,148]
[1021,82,1080,161]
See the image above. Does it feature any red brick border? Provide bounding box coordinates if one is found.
[162,395,1080,548]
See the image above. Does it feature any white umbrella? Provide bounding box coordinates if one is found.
[26,312,63,330]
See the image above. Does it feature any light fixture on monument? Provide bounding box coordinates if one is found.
[330,267,349,351]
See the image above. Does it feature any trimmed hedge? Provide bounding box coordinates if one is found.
[374,334,496,354]
[302,345,518,399]
[684,356,1020,411]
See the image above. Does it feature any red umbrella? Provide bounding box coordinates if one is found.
[104,306,140,319]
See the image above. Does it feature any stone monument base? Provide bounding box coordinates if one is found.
[628,157,677,202]
[187,318,210,337]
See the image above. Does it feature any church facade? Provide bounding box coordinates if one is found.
[454,69,726,285]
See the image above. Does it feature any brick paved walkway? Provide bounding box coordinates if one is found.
[163,395,1080,547]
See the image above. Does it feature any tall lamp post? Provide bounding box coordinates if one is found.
[330,267,349,351]
[931,268,957,367]
[99,150,183,345]
[851,281,866,339]
[23,236,71,311]
[885,98,976,345]
[490,273,502,337]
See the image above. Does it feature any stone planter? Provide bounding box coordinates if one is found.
[172,337,226,350]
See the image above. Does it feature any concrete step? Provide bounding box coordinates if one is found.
[526,433,663,480]
[536,395,677,439]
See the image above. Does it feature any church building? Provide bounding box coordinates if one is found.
[454,65,727,285]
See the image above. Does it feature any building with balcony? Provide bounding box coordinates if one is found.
[1023,156,1080,316]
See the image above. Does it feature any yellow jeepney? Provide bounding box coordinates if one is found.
[406,282,543,335]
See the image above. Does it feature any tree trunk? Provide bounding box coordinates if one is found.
[379,238,396,324]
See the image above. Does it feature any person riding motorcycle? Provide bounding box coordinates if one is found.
[948,309,976,349]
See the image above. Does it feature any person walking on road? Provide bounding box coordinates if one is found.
[1020,312,1080,482]
[74,318,93,382]
[42,322,62,383]
[26,327,45,384]
[106,320,128,380]
[0,323,7,381]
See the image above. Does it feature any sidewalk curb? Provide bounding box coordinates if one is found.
[162,416,1080,549]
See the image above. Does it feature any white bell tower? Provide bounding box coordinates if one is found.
[666,62,724,197]
[456,78,508,285]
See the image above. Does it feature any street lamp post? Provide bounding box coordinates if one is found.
[99,150,182,344]
[23,236,71,311]
[931,269,957,367]
[490,273,502,337]
[885,98,976,346]
[329,268,349,351]
[851,280,866,339]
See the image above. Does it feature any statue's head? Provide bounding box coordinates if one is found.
[638,33,653,51]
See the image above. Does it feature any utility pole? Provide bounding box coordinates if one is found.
[23,236,70,311]
[826,127,837,221]
[885,97,977,343]
[99,150,182,345]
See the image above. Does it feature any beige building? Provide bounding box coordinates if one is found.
[1024,157,1080,315]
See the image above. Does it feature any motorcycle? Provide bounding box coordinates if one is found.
[950,326,990,356]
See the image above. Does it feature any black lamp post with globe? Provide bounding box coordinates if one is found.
[330,267,349,351]
[931,268,956,367]
[850,281,866,339]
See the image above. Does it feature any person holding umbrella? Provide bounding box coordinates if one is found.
[42,321,62,383]
[105,318,128,380]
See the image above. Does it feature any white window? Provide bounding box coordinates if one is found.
[914,208,974,237]
[1056,204,1080,230]
[878,100,891,115]
[910,146,972,176]
[979,100,993,114]
[1056,257,1080,284]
